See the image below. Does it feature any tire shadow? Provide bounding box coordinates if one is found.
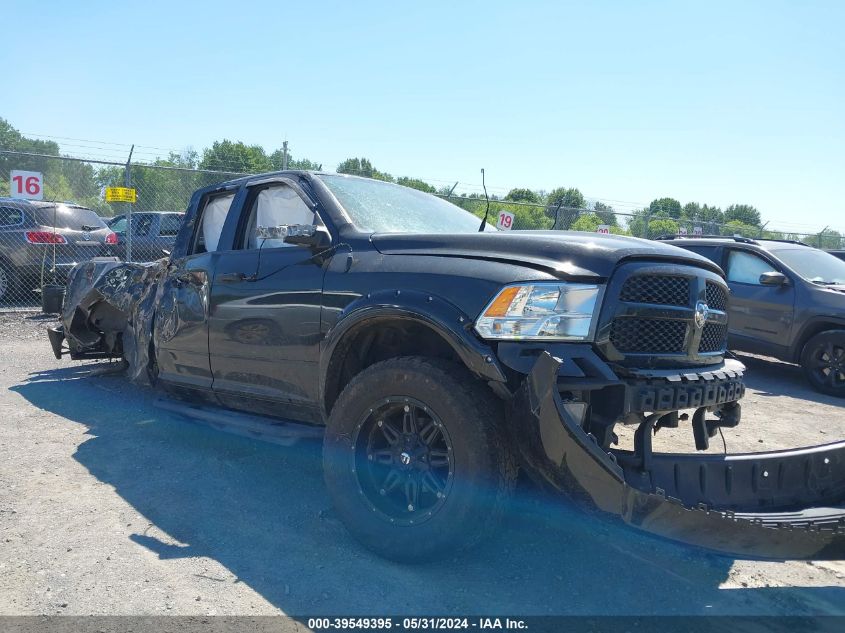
[10,365,845,617]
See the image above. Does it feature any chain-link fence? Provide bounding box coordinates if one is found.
[0,151,243,309]
[1,149,842,310]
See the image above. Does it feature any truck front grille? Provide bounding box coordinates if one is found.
[619,275,689,306]
[610,318,687,353]
[698,322,728,353]
[599,263,730,366]
[705,281,728,311]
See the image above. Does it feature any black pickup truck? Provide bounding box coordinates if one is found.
[49,172,845,561]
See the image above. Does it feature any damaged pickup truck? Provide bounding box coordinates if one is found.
[49,172,844,561]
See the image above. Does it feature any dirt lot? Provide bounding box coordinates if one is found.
[1,312,843,617]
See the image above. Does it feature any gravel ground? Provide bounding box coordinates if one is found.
[0,312,843,617]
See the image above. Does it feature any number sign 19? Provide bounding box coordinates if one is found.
[496,210,515,230]
[10,170,44,200]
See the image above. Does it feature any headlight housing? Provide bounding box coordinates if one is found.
[474,283,603,341]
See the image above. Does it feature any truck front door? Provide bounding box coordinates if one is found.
[207,180,328,422]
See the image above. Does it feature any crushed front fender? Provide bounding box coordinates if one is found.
[511,351,845,559]
[59,258,168,383]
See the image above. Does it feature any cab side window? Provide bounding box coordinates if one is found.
[726,250,775,285]
[134,215,153,237]
[191,193,235,255]
[159,214,182,237]
[242,184,315,250]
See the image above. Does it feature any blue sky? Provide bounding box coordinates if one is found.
[3,0,843,231]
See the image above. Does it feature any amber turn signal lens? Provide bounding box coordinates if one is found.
[483,286,520,317]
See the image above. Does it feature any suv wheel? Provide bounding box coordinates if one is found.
[0,261,17,304]
[801,330,845,397]
[322,356,517,562]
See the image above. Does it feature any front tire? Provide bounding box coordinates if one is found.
[322,356,516,562]
[801,330,845,397]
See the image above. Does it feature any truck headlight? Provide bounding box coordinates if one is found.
[474,283,602,341]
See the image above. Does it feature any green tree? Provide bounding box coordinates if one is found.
[648,217,680,238]
[505,188,540,203]
[818,230,843,250]
[724,219,759,238]
[725,204,761,226]
[336,157,394,182]
[396,176,436,193]
[571,212,630,235]
[268,148,322,171]
[648,197,682,218]
[546,186,586,229]
[592,201,617,226]
[199,140,272,174]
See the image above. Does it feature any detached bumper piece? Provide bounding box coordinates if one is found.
[511,352,845,560]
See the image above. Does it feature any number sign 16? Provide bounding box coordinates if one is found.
[10,170,44,200]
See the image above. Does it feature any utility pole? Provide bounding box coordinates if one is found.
[125,145,134,262]
[282,140,289,170]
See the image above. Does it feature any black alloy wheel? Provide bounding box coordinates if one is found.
[801,330,845,397]
[354,397,454,525]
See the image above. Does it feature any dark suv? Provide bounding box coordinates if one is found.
[665,236,845,397]
[0,198,117,303]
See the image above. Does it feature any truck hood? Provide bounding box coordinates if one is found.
[370,231,722,279]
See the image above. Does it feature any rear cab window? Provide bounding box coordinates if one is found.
[190,193,236,255]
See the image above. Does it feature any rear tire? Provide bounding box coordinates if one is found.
[800,330,845,397]
[322,356,517,562]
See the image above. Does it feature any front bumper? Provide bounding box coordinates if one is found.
[510,352,845,559]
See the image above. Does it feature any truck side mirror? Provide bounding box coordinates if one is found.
[257,224,330,248]
[759,271,789,286]
[286,225,331,248]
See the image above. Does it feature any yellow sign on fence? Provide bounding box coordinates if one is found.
[105,187,137,203]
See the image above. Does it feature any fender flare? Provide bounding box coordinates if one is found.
[319,289,507,414]
[790,315,845,362]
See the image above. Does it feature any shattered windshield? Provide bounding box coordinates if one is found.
[771,247,845,285]
[318,174,493,233]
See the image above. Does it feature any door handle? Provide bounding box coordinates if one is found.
[217,272,247,283]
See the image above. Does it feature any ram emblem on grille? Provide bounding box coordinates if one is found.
[694,300,711,329]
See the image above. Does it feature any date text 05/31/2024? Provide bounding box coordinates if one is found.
[307,618,528,630]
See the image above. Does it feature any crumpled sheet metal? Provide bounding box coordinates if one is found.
[511,351,845,560]
[63,258,168,384]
